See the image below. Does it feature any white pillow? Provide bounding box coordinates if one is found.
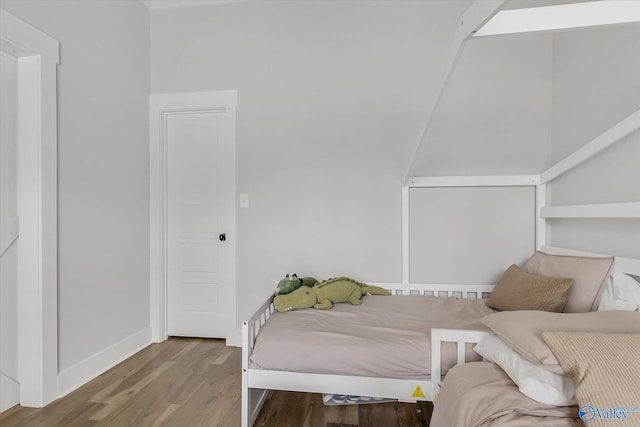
[473,334,576,406]
[598,272,640,312]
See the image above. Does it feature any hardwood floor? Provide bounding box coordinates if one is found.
[0,338,433,427]
[254,391,433,427]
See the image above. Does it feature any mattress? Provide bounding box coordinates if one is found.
[250,295,495,379]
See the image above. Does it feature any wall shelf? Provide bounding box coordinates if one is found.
[540,202,640,219]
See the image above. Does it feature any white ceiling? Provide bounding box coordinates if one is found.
[139,0,249,10]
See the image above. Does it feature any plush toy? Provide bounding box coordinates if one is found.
[273,277,389,312]
[275,274,318,296]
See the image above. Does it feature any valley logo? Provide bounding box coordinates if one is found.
[580,405,640,423]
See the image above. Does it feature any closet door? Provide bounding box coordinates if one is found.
[166,110,233,338]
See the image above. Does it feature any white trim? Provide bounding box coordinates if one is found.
[540,245,640,277]
[140,0,246,10]
[1,9,59,408]
[404,0,506,179]
[149,91,238,344]
[535,184,546,250]
[540,108,640,184]
[401,186,409,284]
[406,175,539,188]
[474,1,640,38]
[0,11,58,63]
[541,202,640,219]
[57,327,152,397]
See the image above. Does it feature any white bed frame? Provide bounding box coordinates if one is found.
[242,253,640,427]
[241,282,494,427]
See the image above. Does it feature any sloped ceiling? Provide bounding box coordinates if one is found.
[408,31,554,177]
[408,0,639,178]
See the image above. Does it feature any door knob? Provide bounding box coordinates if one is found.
[219,233,226,241]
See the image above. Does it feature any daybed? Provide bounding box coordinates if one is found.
[242,283,493,427]
[242,249,640,427]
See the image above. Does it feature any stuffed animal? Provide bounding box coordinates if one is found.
[275,274,318,296]
[273,277,389,312]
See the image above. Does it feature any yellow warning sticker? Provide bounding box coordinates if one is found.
[412,385,425,398]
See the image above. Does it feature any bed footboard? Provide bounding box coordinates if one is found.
[242,296,276,427]
[430,328,490,399]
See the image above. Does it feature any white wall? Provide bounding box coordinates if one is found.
[1,0,151,372]
[409,32,553,176]
[548,24,640,258]
[409,186,535,285]
[150,0,471,321]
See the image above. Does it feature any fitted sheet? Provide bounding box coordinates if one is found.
[250,295,495,379]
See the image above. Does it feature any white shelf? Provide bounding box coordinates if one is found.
[406,175,539,188]
[540,202,640,219]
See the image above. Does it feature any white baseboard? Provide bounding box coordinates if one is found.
[57,326,152,397]
[226,328,242,347]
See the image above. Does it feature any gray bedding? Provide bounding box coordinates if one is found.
[250,295,495,379]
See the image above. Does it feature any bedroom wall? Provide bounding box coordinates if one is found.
[548,24,640,259]
[408,32,554,176]
[0,0,151,373]
[409,186,536,285]
[150,0,471,323]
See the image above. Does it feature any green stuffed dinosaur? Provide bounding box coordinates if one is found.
[273,277,389,312]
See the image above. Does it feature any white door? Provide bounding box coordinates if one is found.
[166,109,235,338]
[0,52,20,412]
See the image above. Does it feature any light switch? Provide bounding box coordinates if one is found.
[239,193,249,208]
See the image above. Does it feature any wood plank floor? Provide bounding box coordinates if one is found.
[0,338,433,427]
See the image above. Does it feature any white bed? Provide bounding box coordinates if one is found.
[241,249,640,427]
[241,282,494,427]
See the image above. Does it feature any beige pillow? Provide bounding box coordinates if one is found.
[523,251,614,313]
[482,310,640,375]
[486,264,573,312]
[543,332,640,426]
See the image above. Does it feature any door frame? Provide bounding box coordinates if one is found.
[149,91,237,344]
[0,9,59,407]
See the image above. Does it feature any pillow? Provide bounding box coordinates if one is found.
[542,332,640,426]
[473,334,576,406]
[612,273,640,303]
[523,251,614,313]
[481,310,640,375]
[598,272,640,311]
[486,264,573,312]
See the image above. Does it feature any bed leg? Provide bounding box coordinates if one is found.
[242,386,269,427]
[242,318,270,426]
